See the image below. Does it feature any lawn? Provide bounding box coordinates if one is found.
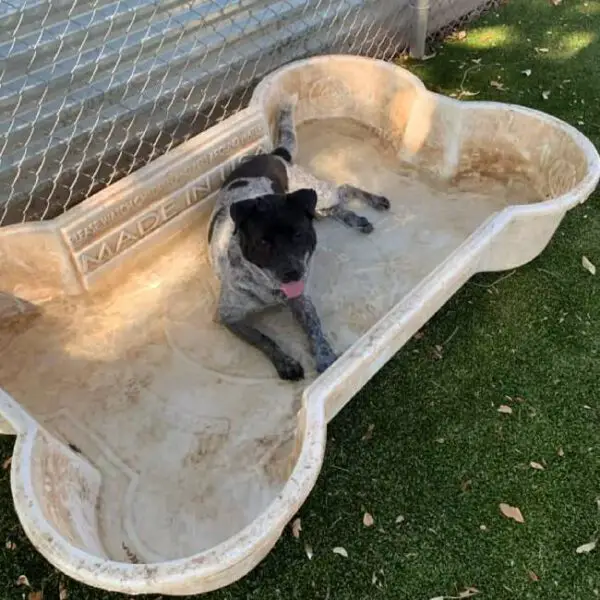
[1,0,599,598]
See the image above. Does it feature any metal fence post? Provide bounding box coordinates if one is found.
[410,0,431,59]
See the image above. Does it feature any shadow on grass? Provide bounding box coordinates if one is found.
[407,0,600,136]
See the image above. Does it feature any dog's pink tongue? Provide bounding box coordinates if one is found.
[280,280,305,298]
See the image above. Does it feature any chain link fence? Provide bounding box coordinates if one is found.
[0,0,500,227]
[427,0,503,43]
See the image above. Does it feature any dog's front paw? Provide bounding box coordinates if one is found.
[274,355,305,381]
[371,194,391,211]
[315,346,338,374]
[356,215,374,234]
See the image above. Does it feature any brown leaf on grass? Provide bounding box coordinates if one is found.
[558,447,565,457]
[457,30,467,40]
[499,503,525,523]
[542,90,551,100]
[2,456,11,470]
[549,0,561,5]
[428,588,480,600]
[395,515,405,524]
[291,518,302,539]
[530,461,545,471]
[528,570,540,581]
[362,424,375,441]
[59,581,68,600]
[490,80,508,91]
[28,592,43,600]
[16,575,31,587]
[432,345,444,360]
[363,512,375,527]
[333,547,348,558]
[522,69,532,77]
[582,256,596,275]
[575,540,597,554]
[414,331,425,340]
[498,405,513,415]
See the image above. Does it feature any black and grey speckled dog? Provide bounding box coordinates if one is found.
[208,97,390,381]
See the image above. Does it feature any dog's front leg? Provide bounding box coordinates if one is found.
[288,295,337,374]
[219,309,305,381]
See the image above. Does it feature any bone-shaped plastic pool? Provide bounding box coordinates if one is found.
[0,56,598,596]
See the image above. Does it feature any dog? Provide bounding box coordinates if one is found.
[207,97,390,381]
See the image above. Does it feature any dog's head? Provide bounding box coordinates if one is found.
[230,188,318,298]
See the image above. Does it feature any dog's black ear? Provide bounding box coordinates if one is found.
[230,199,257,233]
[287,188,317,218]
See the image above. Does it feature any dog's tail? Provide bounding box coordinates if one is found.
[271,94,298,164]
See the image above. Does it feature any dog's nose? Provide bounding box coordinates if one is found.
[282,269,302,283]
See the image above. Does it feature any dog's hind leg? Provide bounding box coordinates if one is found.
[337,184,391,211]
[316,184,390,234]
[317,204,375,234]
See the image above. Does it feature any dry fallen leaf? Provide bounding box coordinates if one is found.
[500,503,525,523]
[395,515,405,524]
[457,30,467,40]
[542,90,551,100]
[582,256,596,275]
[28,592,43,600]
[550,0,561,5]
[576,540,597,554]
[558,447,565,457]
[16,575,31,587]
[362,424,375,441]
[291,518,302,539]
[333,546,348,558]
[536,47,550,53]
[522,69,532,77]
[59,581,68,600]
[498,405,513,415]
[428,588,480,600]
[304,543,313,560]
[528,570,540,581]
[530,461,545,471]
[433,344,444,360]
[2,456,11,470]
[363,512,375,527]
[490,80,507,91]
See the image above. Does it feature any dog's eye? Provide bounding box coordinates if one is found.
[293,231,304,241]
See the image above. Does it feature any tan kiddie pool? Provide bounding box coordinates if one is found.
[0,56,598,595]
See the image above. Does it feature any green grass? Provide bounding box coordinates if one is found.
[2,1,600,598]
